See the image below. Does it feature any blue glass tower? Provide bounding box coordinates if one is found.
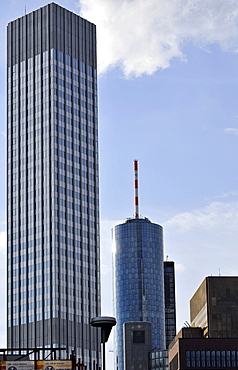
[113,217,166,370]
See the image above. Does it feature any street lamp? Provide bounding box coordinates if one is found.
[91,316,116,370]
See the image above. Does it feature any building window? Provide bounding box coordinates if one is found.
[133,330,145,344]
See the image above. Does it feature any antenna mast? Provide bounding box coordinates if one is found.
[134,160,139,218]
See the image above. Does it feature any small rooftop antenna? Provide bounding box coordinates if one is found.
[25,5,26,15]
[183,321,190,328]
[134,160,139,218]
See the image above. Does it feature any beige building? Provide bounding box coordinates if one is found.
[190,276,238,338]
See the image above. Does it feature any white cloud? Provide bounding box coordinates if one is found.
[213,190,238,199]
[0,231,6,254]
[174,262,185,272]
[101,263,112,275]
[163,200,238,328]
[223,128,238,135]
[100,219,120,315]
[164,201,238,233]
[79,0,238,77]
[100,219,120,261]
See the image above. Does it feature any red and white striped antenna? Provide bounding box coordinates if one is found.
[134,160,139,218]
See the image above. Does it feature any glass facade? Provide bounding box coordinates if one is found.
[149,349,168,370]
[7,4,101,368]
[113,217,166,370]
[164,261,176,348]
[186,350,238,368]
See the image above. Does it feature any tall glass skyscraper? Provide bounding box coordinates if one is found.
[7,3,101,367]
[113,217,166,370]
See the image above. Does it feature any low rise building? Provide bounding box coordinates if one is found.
[169,328,238,370]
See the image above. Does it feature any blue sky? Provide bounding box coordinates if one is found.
[1,0,238,365]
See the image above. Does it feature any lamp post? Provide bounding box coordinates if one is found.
[91,316,116,370]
